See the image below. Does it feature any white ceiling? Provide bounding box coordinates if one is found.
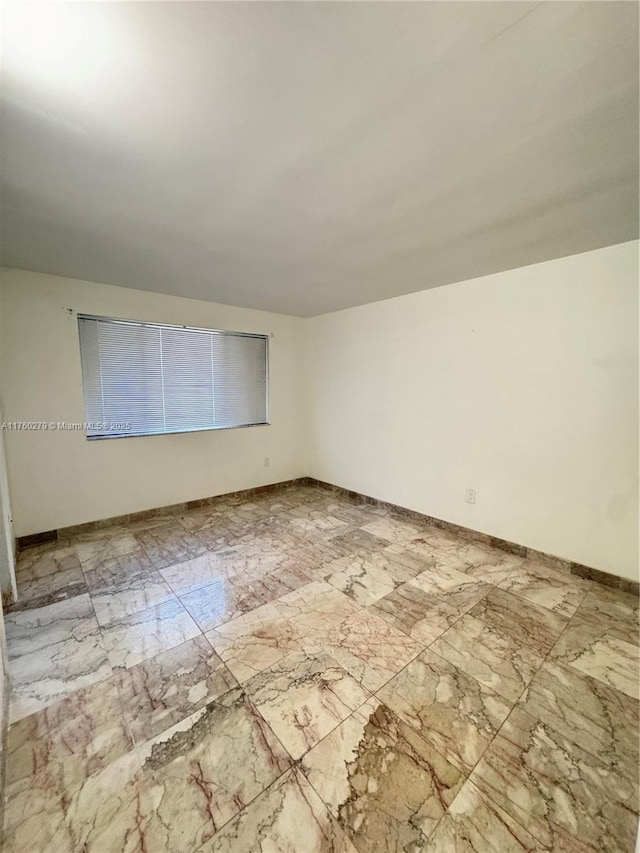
[1,2,638,317]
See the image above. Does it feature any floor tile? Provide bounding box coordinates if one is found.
[248,561,312,604]
[289,513,350,536]
[115,635,237,743]
[206,601,300,683]
[273,579,359,624]
[550,614,640,700]
[301,698,464,851]
[576,585,639,643]
[199,767,358,853]
[3,796,73,853]
[322,502,376,527]
[75,534,139,572]
[360,516,426,544]
[438,542,525,585]
[405,528,462,562]
[91,571,176,627]
[410,564,491,611]
[376,648,512,772]
[244,650,370,759]
[425,779,549,852]
[192,520,254,552]
[471,706,638,852]
[100,597,200,669]
[469,587,568,655]
[431,614,544,702]
[324,550,402,605]
[15,542,81,584]
[6,594,112,722]
[498,561,588,617]
[159,549,279,596]
[82,548,157,591]
[135,521,205,570]
[3,750,147,853]
[518,658,639,780]
[8,566,88,611]
[284,537,347,574]
[369,583,462,645]
[5,676,133,828]
[230,530,305,559]
[406,533,525,585]
[311,606,423,692]
[179,575,262,631]
[327,527,389,556]
[381,543,438,580]
[138,687,291,850]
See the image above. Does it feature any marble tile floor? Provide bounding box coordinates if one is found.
[3,483,639,852]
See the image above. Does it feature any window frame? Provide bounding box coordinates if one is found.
[77,313,270,440]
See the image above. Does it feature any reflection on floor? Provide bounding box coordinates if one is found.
[3,483,639,851]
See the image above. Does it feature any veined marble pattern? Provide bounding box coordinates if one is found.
[250,560,313,602]
[5,483,639,850]
[430,614,544,702]
[369,582,462,645]
[426,779,547,852]
[289,513,350,536]
[498,560,588,618]
[469,587,568,655]
[272,579,361,624]
[550,613,640,700]
[14,541,80,583]
[410,563,491,612]
[377,649,512,772]
[470,706,639,852]
[90,570,176,627]
[139,687,292,851]
[83,548,157,591]
[159,548,281,597]
[360,515,427,544]
[179,574,263,631]
[576,584,639,642]
[518,658,639,780]
[206,600,300,682]
[5,676,133,829]
[6,593,113,722]
[200,768,358,853]
[323,550,403,605]
[309,606,423,692]
[100,597,200,669]
[245,650,370,759]
[3,750,148,853]
[8,565,87,611]
[439,542,526,585]
[115,635,238,743]
[75,533,139,572]
[326,526,389,556]
[134,521,206,570]
[302,698,464,850]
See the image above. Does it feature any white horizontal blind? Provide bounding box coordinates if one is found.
[78,315,268,439]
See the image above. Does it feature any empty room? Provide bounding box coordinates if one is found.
[0,1,638,851]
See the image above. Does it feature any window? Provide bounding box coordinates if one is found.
[78,314,268,439]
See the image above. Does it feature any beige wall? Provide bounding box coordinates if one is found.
[306,241,639,582]
[0,269,307,536]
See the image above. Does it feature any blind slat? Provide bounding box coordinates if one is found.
[78,316,268,438]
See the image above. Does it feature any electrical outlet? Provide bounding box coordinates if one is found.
[264,457,270,468]
[465,488,476,504]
